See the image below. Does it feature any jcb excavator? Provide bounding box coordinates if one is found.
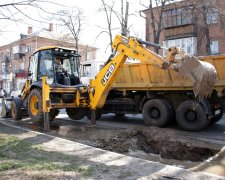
[9,35,217,131]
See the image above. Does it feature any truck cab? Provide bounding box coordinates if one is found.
[80,60,105,85]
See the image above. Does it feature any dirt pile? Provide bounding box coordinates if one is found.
[93,127,217,162]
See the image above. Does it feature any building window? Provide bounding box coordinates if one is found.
[210,40,219,54]
[163,7,193,28]
[163,37,197,56]
[207,9,218,24]
[1,62,5,73]
[82,64,91,77]
[26,45,32,53]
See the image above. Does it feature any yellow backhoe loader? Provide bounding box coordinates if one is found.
[8,34,217,131]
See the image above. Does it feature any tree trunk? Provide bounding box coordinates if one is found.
[202,5,211,55]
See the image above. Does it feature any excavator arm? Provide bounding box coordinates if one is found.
[89,34,217,110]
[89,35,172,109]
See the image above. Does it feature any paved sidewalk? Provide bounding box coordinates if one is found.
[0,120,224,180]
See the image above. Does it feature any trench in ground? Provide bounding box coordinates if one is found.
[53,124,219,168]
[6,118,219,168]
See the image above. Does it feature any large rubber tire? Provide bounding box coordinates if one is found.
[49,109,60,121]
[66,108,85,120]
[176,100,210,131]
[11,98,23,120]
[28,89,43,122]
[142,99,173,127]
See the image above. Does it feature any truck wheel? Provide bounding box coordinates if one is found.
[11,98,23,120]
[49,109,60,121]
[142,99,172,127]
[28,89,43,122]
[66,108,85,120]
[176,100,210,131]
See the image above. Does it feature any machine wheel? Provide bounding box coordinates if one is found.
[49,109,60,121]
[142,99,172,127]
[28,88,43,122]
[11,98,23,120]
[176,100,210,131]
[66,108,85,120]
[87,110,102,120]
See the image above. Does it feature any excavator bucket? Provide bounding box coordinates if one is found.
[166,47,217,98]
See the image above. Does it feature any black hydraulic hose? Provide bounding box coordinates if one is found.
[137,39,167,50]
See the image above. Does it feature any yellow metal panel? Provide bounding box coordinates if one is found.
[123,66,133,84]
[33,46,77,54]
[148,65,163,83]
[42,76,50,113]
[113,54,225,93]
[140,64,151,83]
[211,59,225,80]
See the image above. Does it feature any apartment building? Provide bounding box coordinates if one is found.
[0,24,97,94]
[142,0,225,56]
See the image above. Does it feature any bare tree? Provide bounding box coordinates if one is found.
[98,0,116,53]
[55,8,84,50]
[118,0,130,36]
[98,0,131,52]
[140,0,174,53]
[0,1,52,24]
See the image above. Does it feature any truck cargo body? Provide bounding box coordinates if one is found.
[100,55,225,131]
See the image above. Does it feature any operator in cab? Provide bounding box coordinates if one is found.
[55,57,70,85]
[55,57,64,84]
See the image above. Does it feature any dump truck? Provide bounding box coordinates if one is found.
[97,55,223,131]
[4,35,217,132]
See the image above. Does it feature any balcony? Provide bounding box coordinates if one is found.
[164,24,197,39]
[13,45,26,60]
[163,7,197,39]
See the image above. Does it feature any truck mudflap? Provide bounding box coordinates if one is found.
[210,103,223,124]
[1,97,12,118]
[198,98,223,121]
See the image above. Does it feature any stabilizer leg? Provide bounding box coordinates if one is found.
[89,110,96,127]
[44,112,50,132]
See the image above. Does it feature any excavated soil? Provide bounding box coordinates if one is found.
[92,129,214,161]
[54,125,219,167]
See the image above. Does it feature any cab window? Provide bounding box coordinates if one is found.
[38,50,54,80]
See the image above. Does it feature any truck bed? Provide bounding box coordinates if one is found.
[113,55,225,94]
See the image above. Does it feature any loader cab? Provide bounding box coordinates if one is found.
[29,46,81,86]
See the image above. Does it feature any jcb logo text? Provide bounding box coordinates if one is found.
[101,64,115,85]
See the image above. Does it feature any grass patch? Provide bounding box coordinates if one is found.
[0,133,95,176]
[0,161,23,171]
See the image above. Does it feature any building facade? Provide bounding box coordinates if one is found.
[0,24,97,94]
[143,0,225,56]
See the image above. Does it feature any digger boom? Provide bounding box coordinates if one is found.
[89,34,216,110]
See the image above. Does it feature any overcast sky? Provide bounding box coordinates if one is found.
[0,0,146,59]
